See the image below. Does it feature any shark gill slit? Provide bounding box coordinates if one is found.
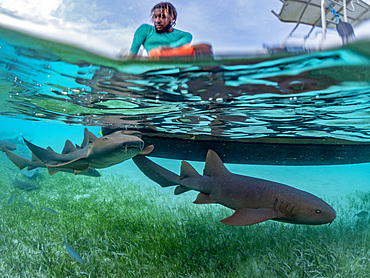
[273,198,296,217]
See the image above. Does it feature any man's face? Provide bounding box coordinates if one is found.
[152,8,172,32]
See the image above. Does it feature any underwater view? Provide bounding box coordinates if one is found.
[0,26,369,277]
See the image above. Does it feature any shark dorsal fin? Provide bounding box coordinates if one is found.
[62,140,77,154]
[203,149,230,177]
[180,161,201,180]
[46,146,55,153]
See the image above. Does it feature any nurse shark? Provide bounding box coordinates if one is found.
[5,128,153,175]
[133,149,336,226]
[1,145,101,177]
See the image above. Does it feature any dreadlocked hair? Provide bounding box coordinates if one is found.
[151,2,177,26]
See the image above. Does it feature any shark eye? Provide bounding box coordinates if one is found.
[103,138,108,141]
[316,210,322,214]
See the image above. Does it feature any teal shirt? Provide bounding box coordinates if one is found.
[129,24,193,55]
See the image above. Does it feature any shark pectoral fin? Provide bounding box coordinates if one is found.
[74,170,81,175]
[139,145,154,155]
[193,192,216,204]
[48,168,59,176]
[221,208,278,226]
[174,186,191,195]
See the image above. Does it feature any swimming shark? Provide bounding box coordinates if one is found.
[7,173,39,191]
[22,129,153,174]
[133,149,336,226]
[1,146,101,177]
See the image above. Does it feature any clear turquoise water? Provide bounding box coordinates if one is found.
[0,25,369,277]
[0,25,368,196]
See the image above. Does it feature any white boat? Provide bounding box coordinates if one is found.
[271,0,370,48]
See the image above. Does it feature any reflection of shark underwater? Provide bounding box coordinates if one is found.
[133,149,336,226]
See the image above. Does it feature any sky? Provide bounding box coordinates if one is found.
[1,0,370,57]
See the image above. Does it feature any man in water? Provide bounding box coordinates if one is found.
[129,2,193,57]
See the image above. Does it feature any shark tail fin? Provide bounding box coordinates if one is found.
[1,146,29,170]
[132,155,180,187]
[25,153,43,171]
[203,149,230,177]
[23,137,52,163]
[180,161,201,180]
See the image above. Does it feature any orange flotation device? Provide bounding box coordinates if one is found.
[148,43,213,59]
[148,43,195,57]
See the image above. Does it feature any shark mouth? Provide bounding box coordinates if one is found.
[123,141,144,154]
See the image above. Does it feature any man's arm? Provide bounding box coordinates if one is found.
[129,24,150,55]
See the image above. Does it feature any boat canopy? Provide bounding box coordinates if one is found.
[272,0,370,46]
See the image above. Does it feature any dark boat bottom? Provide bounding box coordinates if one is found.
[102,127,370,165]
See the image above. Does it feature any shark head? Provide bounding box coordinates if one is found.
[276,194,337,225]
[86,131,144,168]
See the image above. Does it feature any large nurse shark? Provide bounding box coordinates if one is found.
[133,149,336,226]
[14,128,153,175]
